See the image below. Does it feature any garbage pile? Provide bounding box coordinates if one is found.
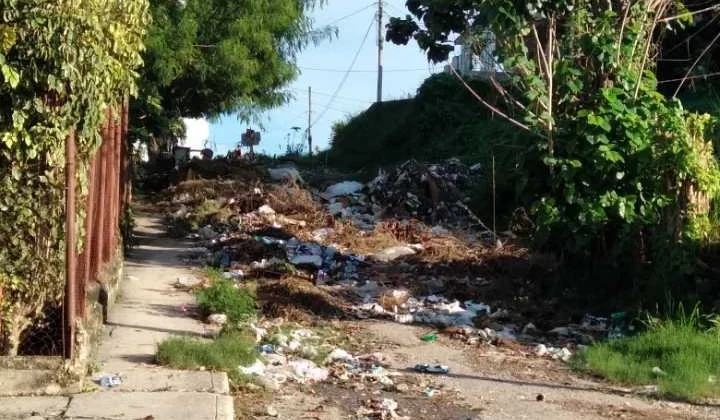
[365,159,481,227]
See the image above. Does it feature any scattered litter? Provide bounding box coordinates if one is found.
[421,333,438,342]
[174,276,200,289]
[423,387,438,397]
[323,181,364,198]
[536,393,545,402]
[289,359,329,382]
[239,359,266,376]
[97,375,122,388]
[369,245,417,262]
[268,166,303,183]
[257,344,276,354]
[652,366,668,377]
[413,364,449,375]
[257,205,276,216]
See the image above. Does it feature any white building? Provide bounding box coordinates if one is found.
[445,31,504,78]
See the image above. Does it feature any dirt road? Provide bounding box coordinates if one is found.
[242,319,720,420]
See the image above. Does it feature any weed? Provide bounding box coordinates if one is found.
[196,269,257,323]
[577,309,720,400]
[156,332,258,384]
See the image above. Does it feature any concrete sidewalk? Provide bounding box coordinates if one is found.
[0,215,233,420]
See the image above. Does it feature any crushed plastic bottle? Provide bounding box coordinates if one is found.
[97,375,122,388]
[413,364,450,374]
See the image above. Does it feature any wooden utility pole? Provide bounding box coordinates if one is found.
[307,86,313,156]
[376,0,384,103]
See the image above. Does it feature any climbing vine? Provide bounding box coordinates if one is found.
[388,0,720,300]
[0,0,148,355]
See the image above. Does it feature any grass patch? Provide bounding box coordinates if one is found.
[156,331,259,384]
[578,311,720,400]
[196,269,257,323]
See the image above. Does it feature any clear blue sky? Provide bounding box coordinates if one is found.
[207,0,446,156]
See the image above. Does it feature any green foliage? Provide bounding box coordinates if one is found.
[0,0,148,355]
[132,0,333,150]
[156,331,259,382]
[329,73,537,222]
[196,270,257,324]
[578,307,720,400]
[388,0,720,302]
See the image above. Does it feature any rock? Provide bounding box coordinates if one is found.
[369,245,417,262]
[477,329,490,341]
[207,313,227,326]
[266,405,279,417]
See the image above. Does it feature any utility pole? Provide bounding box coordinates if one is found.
[307,86,313,156]
[376,0,383,103]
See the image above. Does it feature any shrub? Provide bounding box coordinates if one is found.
[196,271,256,323]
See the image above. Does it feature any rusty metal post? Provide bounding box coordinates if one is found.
[64,130,77,360]
[119,100,128,212]
[103,109,116,261]
[92,110,109,275]
[76,155,98,317]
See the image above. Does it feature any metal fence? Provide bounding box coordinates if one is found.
[63,100,129,359]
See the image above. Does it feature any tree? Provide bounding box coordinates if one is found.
[132,0,333,152]
[388,1,720,301]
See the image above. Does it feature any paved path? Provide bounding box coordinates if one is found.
[0,215,233,420]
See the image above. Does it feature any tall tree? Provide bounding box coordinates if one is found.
[133,0,332,150]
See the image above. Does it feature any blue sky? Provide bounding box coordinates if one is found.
[194,0,446,156]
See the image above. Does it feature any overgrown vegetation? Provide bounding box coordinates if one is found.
[578,305,720,400]
[196,269,257,324]
[387,0,720,305]
[0,0,147,355]
[157,332,258,384]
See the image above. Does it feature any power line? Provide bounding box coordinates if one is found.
[299,66,429,73]
[311,16,375,128]
[321,2,377,27]
[291,88,374,104]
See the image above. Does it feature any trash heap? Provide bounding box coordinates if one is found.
[365,158,480,227]
[239,325,399,393]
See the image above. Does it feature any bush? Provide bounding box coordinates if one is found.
[195,271,257,323]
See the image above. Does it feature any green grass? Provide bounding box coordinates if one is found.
[196,269,257,323]
[156,332,259,383]
[578,315,720,400]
